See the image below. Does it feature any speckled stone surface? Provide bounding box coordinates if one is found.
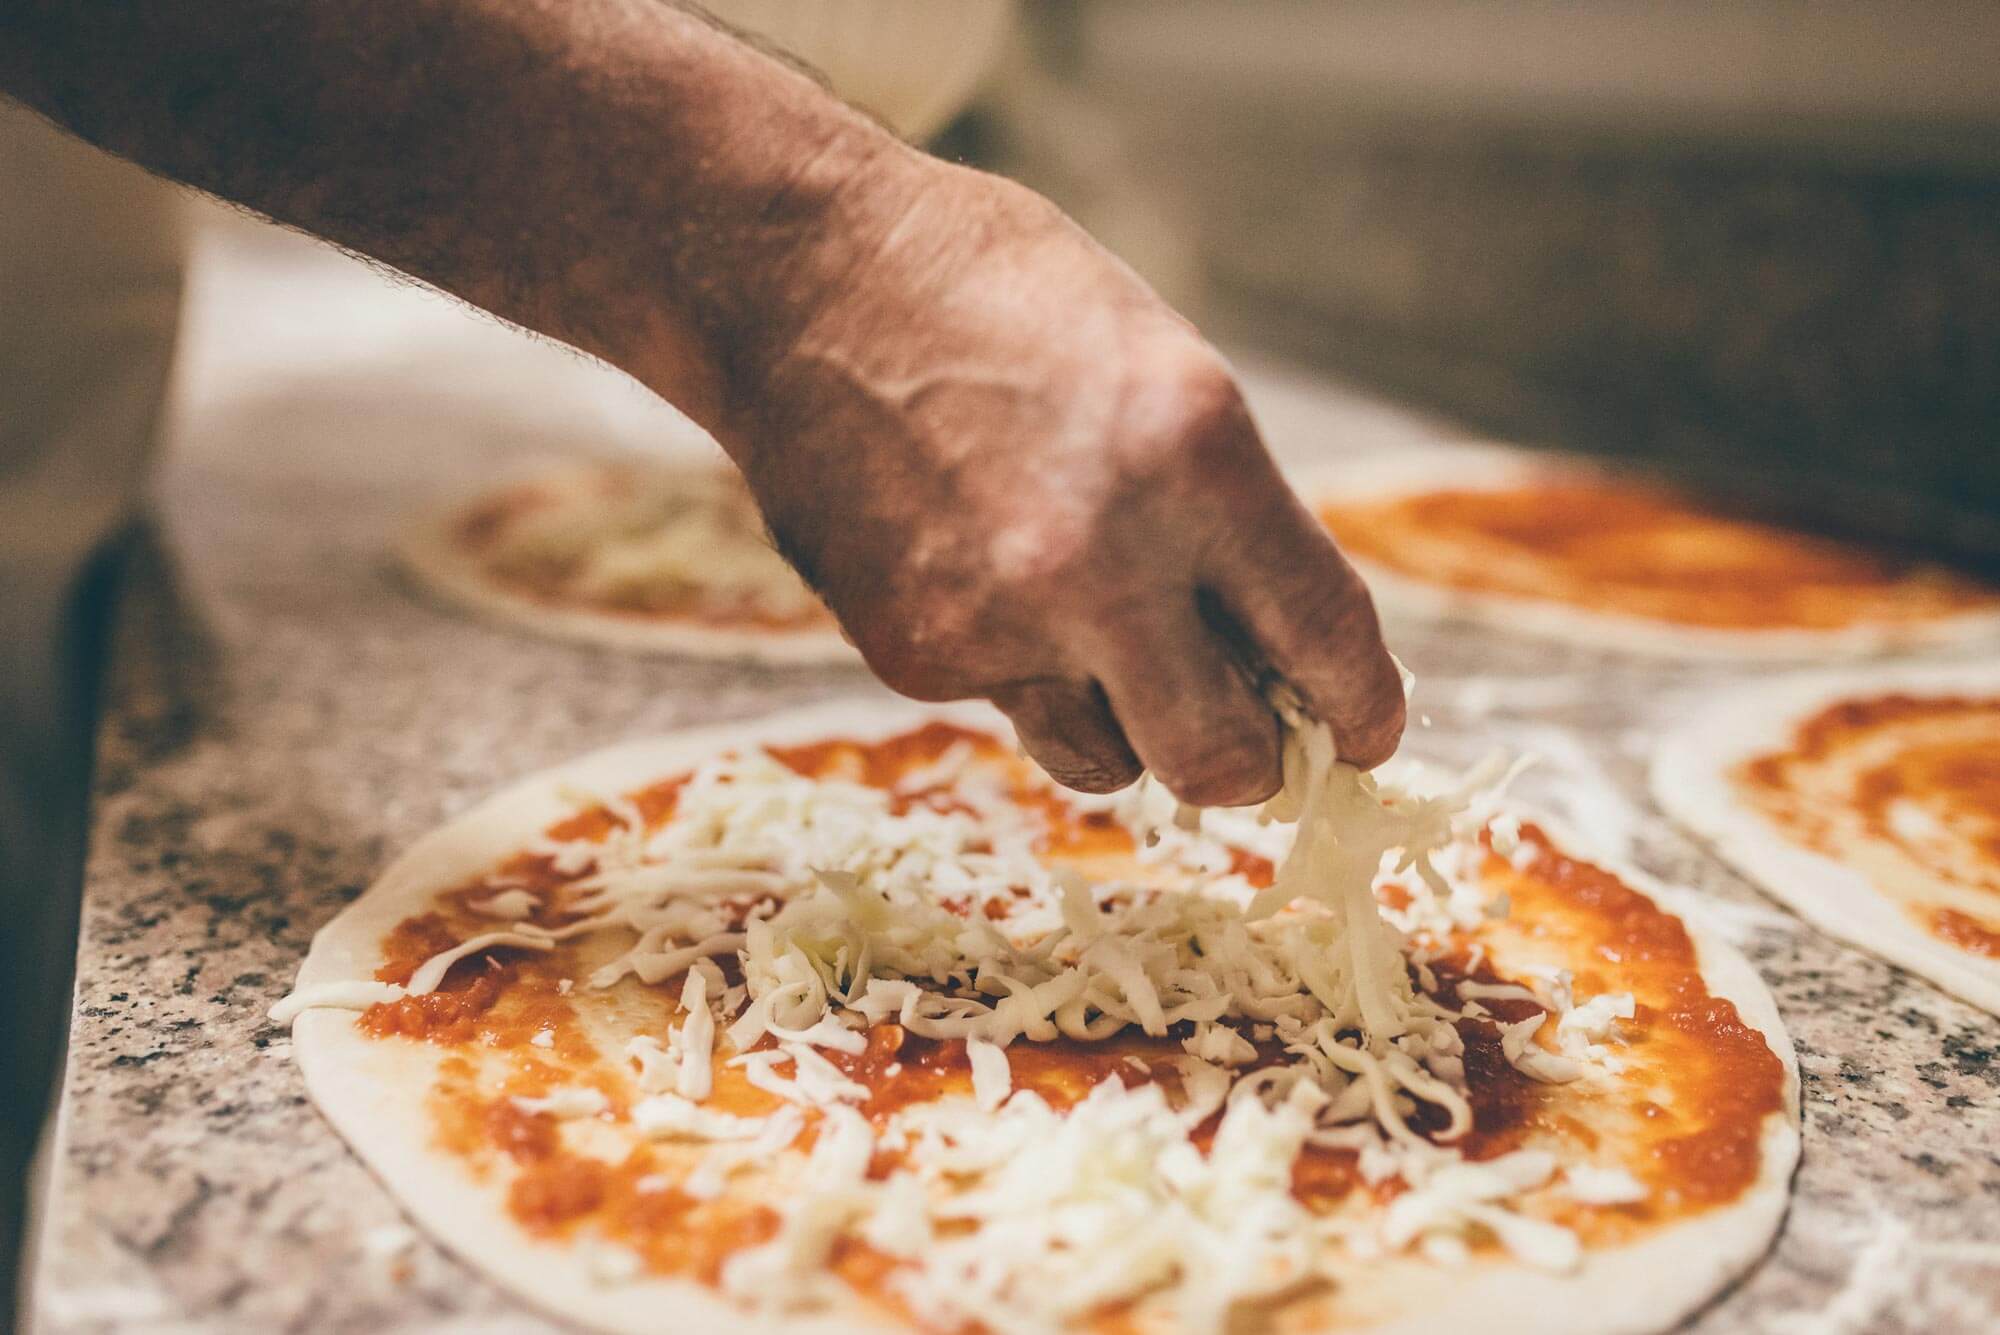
[29,218,2000,1333]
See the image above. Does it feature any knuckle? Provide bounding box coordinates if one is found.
[1286,564,1384,652]
[1163,350,1247,442]
[1332,581,1387,645]
[986,522,1088,608]
[1117,341,1257,485]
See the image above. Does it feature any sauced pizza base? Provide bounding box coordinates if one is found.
[351,724,1786,1322]
[1318,478,2000,632]
[452,472,835,632]
[1735,693,2000,957]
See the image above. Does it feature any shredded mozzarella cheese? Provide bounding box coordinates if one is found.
[267,980,406,1024]
[275,706,1659,1329]
[1563,1163,1651,1206]
[484,465,824,622]
[967,1038,1012,1111]
[510,1087,608,1120]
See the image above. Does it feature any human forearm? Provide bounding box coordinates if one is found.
[1,0,1410,800]
[0,0,917,422]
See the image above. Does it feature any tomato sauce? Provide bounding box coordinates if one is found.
[768,722,1003,791]
[358,726,1788,1316]
[1736,692,2000,950]
[1930,909,2000,959]
[508,1136,782,1282]
[1229,848,1276,888]
[509,1152,610,1229]
[1320,479,1999,630]
[1479,826,1787,1217]
[486,1099,562,1164]
[831,1023,1171,1124]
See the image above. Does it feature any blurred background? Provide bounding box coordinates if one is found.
[989,0,2000,568]
[23,0,2000,566]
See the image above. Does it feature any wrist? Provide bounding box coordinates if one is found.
[723,130,938,407]
[612,99,935,437]
[713,157,1068,464]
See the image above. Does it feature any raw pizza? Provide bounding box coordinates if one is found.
[1654,663,2000,1015]
[1298,450,2000,659]
[397,458,855,663]
[274,701,1799,1334]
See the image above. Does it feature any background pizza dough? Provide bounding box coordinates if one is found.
[396,458,861,665]
[1295,449,2000,661]
[1653,663,2000,1015]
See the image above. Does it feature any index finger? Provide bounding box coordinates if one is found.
[1201,483,1408,768]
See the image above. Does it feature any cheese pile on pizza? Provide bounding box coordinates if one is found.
[275,703,1797,1334]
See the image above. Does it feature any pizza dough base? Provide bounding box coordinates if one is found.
[1292,450,2000,662]
[394,461,861,666]
[289,698,1801,1334]
[1652,662,2000,1015]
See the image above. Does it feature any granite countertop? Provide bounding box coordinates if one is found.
[29,216,2000,1333]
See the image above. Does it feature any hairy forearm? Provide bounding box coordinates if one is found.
[1,0,1412,797]
[0,0,922,424]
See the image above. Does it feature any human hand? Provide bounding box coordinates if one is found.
[723,159,1407,805]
